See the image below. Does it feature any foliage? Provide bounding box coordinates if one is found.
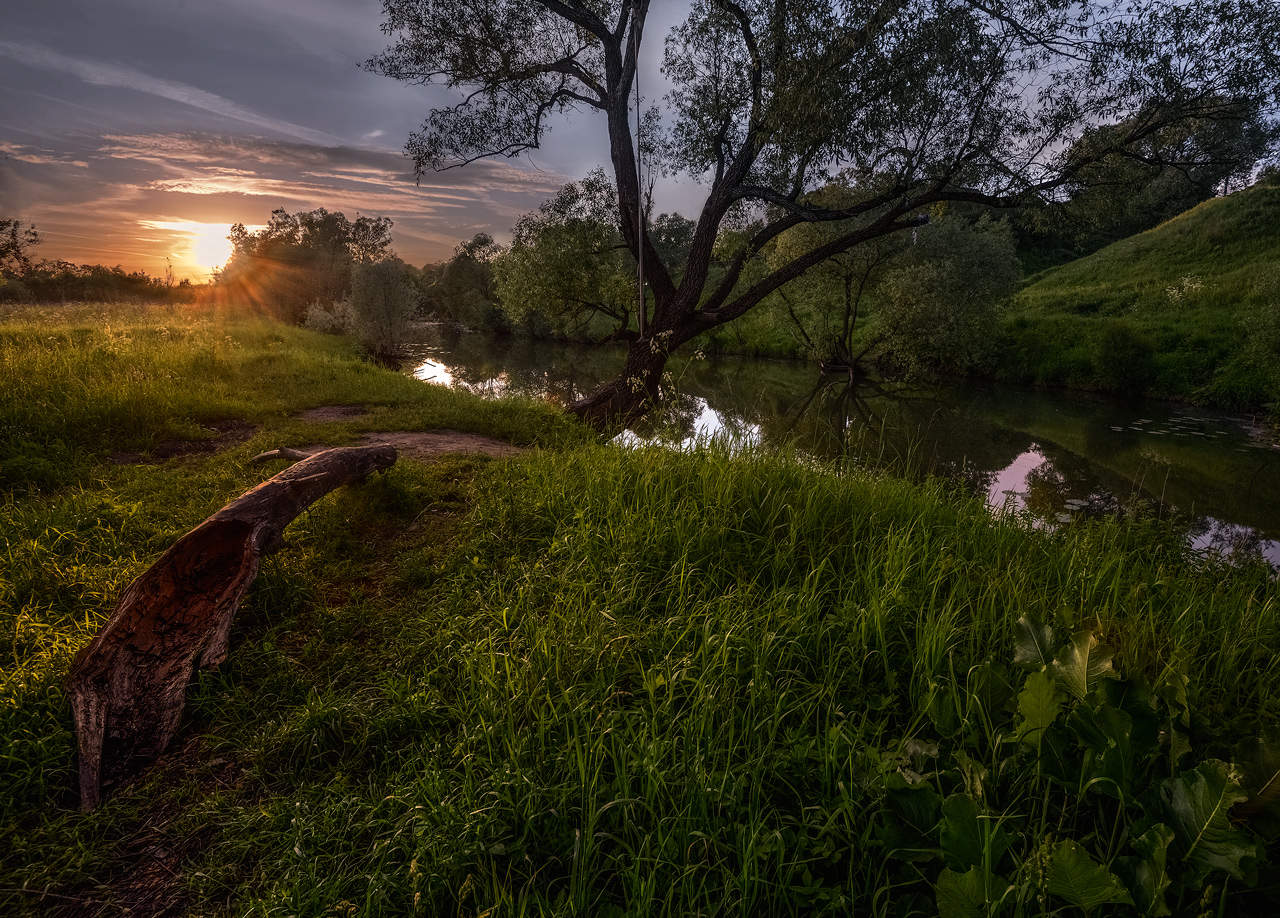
[765,178,904,367]
[2,312,1279,913]
[0,219,198,304]
[368,0,1280,421]
[418,233,509,332]
[494,171,699,342]
[876,215,1020,378]
[1002,183,1280,411]
[0,219,40,274]
[495,170,637,340]
[302,298,355,335]
[0,259,195,304]
[220,208,394,322]
[1017,103,1277,260]
[879,615,1280,915]
[1093,324,1157,396]
[349,258,417,356]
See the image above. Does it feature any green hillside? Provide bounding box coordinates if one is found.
[995,184,1280,411]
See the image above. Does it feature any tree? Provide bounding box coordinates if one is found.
[368,0,1280,426]
[421,233,510,331]
[0,219,40,275]
[351,258,418,356]
[494,171,699,342]
[495,169,641,341]
[222,208,395,321]
[764,177,903,371]
[1022,102,1279,256]
[876,214,1020,377]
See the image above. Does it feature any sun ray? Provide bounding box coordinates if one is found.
[137,219,261,276]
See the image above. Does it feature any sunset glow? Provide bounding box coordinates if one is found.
[138,220,243,276]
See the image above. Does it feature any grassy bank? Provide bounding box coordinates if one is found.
[689,185,1280,415]
[996,184,1280,411]
[3,306,1280,915]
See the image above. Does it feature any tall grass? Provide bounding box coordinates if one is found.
[2,307,1278,914]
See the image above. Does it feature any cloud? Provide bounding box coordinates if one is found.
[0,40,342,146]
[0,142,89,168]
[3,129,569,277]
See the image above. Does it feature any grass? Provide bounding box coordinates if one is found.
[996,184,1280,410]
[3,304,1280,914]
[692,184,1280,414]
[0,302,583,491]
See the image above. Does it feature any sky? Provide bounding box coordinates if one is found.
[0,0,675,280]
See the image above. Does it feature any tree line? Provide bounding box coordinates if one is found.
[414,105,1276,381]
[0,220,198,304]
[366,0,1280,425]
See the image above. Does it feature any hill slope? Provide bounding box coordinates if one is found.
[995,184,1280,410]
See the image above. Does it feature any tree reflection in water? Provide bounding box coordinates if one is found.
[397,329,1280,567]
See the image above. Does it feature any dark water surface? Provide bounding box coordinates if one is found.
[401,328,1280,566]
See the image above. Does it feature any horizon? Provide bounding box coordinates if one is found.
[0,0,675,280]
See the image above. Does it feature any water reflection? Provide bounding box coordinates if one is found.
[399,329,1280,567]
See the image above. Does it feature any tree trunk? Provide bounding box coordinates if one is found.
[68,445,396,810]
[569,336,669,428]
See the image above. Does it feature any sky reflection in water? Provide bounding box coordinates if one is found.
[402,331,1280,567]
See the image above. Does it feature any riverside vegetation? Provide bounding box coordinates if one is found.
[3,304,1280,914]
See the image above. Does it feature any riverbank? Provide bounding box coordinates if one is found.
[995,184,1280,412]
[4,305,1280,914]
[676,184,1280,418]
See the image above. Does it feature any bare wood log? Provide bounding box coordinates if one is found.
[69,445,397,810]
[250,446,314,464]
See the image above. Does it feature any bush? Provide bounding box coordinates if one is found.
[879,215,1021,377]
[303,298,355,335]
[350,259,416,356]
[1093,322,1155,395]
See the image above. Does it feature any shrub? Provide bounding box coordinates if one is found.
[350,259,416,356]
[303,298,354,335]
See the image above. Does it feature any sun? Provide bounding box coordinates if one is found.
[189,223,235,272]
[138,219,244,276]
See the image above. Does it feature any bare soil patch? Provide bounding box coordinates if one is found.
[110,420,256,465]
[297,405,371,422]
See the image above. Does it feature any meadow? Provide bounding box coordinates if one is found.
[997,184,1280,410]
[3,305,1280,915]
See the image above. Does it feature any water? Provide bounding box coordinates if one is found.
[402,328,1280,566]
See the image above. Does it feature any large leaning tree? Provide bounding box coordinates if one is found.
[368,0,1280,426]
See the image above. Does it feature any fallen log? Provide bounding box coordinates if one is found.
[69,445,397,810]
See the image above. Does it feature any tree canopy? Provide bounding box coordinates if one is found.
[221,208,394,321]
[368,0,1280,423]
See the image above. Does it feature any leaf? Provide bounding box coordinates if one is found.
[1047,840,1134,911]
[1013,615,1055,670]
[1068,699,1135,800]
[1049,630,1119,701]
[1158,760,1263,886]
[1015,669,1062,746]
[940,795,983,870]
[1116,823,1174,917]
[880,773,941,861]
[940,795,1011,874]
[1234,730,1280,840]
[936,866,1009,918]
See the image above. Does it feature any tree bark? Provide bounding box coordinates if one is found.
[569,336,669,427]
[68,445,397,810]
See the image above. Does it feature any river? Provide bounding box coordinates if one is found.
[400,327,1280,566]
